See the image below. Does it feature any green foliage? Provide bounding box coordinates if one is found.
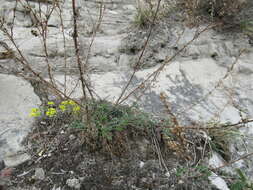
[175,165,212,179]
[207,120,242,161]
[194,165,212,180]
[134,8,155,28]
[90,101,156,140]
[30,99,157,141]
[176,167,187,177]
[240,20,253,37]
[134,1,172,28]
[178,0,248,25]
[230,169,253,190]
[69,120,86,130]
[161,119,178,140]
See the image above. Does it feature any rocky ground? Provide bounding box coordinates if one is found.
[1,0,253,189]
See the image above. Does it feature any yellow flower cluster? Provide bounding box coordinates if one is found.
[29,108,41,117]
[46,108,57,117]
[29,99,81,118]
[59,104,66,112]
[47,101,55,105]
[60,100,81,113]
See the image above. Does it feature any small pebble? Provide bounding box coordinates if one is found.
[66,178,81,189]
[69,134,76,140]
[34,168,45,180]
[139,161,145,168]
[165,171,170,178]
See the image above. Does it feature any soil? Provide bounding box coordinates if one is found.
[2,107,213,190]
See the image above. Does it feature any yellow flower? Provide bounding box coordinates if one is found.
[68,100,76,106]
[46,108,57,117]
[73,105,81,113]
[59,105,66,112]
[61,100,68,105]
[29,108,41,117]
[47,101,55,105]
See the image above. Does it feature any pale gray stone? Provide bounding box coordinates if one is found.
[66,178,81,189]
[34,168,45,180]
[0,74,41,167]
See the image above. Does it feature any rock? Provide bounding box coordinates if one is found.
[136,0,167,13]
[139,161,145,168]
[90,35,122,55]
[123,5,136,11]
[209,152,226,168]
[69,134,76,141]
[229,123,253,180]
[118,54,131,68]
[209,172,230,190]
[66,178,81,189]
[51,185,61,190]
[15,3,35,14]
[22,36,75,58]
[5,9,33,27]
[0,74,41,167]
[34,168,45,180]
[47,7,72,28]
[165,171,170,178]
[88,56,117,72]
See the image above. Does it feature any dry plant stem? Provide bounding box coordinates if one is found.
[56,2,68,94]
[221,119,253,128]
[131,26,199,104]
[58,3,67,94]
[71,0,93,100]
[188,151,253,179]
[160,92,180,126]
[174,27,185,47]
[68,2,105,99]
[40,3,56,87]
[115,0,162,105]
[0,24,86,112]
[162,118,253,130]
[151,127,169,172]
[212,152,253,171]
[188,152,253,179]
[83,3,104,67]
[72,0,87,99]
[117,24,217,105]
[71,0,91,125]
[10,0,18,38]
[22,0,56,86]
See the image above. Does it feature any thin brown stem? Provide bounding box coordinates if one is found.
[72,0,87,99]
[115,0,162,105]
[71,0,92,126]
[117,24,217,105]
[55,1,68,94]
[212,152,253,171]
[176,49,245,116]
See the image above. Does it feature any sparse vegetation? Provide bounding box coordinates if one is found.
[207,121,243,161]
[89,100,156,140]
[177,0,250,28]
[134,0,172,28]
[1,0,253,189]
[230,169,253,190]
